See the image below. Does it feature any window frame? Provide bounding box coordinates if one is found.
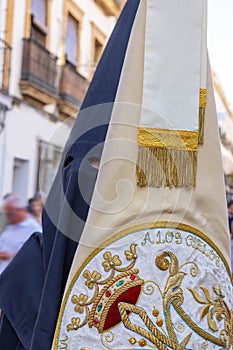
[62,0,83,70]
[24,0,52,50]
[90,22,106,79]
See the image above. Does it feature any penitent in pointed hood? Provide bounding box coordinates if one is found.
[53,1,232,349]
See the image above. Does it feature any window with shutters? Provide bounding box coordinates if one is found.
[90,23,106,79]
[31,0,48,46]
[65,14,79,66]
[36,140,62,197]
[62,1,83,69]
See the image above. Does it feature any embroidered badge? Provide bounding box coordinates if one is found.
[53,223,233,350]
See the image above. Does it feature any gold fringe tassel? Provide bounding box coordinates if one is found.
[138,128,198,151]
[136,146,197,188]
[199,88,207,145]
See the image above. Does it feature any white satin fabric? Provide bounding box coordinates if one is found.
[141,0,204,131]
[200,0,207,89]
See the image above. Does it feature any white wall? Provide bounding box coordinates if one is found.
[50,0,64,58]
[215,90,233,175]
[0,102,70,202]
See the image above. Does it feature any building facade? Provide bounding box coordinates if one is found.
[0,0,124,204]
[213,72,233,200]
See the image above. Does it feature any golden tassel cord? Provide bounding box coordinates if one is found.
[199,88,207,145]
[198,107,205,145]
[136,146,197,188]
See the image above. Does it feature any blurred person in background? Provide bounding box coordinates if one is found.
[227,200,233,238]
[231,238,233,275]
[27,193,43,226]
[0,194,42,274]
[229,201,233,275]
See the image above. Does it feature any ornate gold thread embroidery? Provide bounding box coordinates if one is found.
[179,261,199,277]
[174,304,225,347]
[67,317,80,331]
[118,302,185,350]
[58,335,68,349]
[100,331,115,350]
[143,280,163,296]
[129,337,137,345]
[53,222,232,350]
[138,128,198,151]
[138,338,147,347]
[128,337,157,349]
[154,251,231,348]
[152,308,160,317]
[89,270,144,333]
[83,270,101,289]
[155,252,186,343]
[180,333,192,348]
[71,293,88,314]
[66,245,144,335]
[166,308,179,343]
[187,285,233,349]
[152,308,167,337]
[102,252,122,272]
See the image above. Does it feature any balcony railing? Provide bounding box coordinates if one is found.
[21,38,57,96]
[58,62,88,117]
[0,39,12,93]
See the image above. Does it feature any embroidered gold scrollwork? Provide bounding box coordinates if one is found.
[100,331,115,350]
[155,251,186,343]
[65,245,232,350]
[155,252,186,313]
[188,285,233,349]
[154,251,232,348]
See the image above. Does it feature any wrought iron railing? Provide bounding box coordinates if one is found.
[0,38,12,93]
[21,38,57,95]
[59,62,88,106]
